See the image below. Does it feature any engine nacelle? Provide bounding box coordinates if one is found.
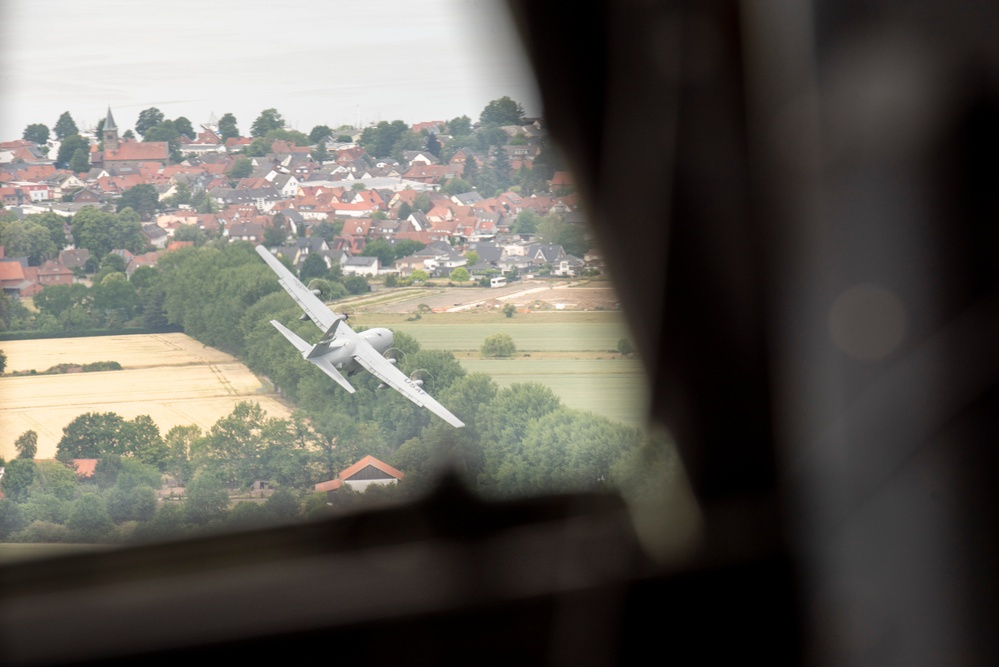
[311,289,322,296]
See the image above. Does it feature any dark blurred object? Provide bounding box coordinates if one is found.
[4,0,998,663]
[511,0,999,664]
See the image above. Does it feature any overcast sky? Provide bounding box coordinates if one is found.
[0,0,540,140]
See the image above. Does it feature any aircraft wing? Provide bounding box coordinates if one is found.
[352,343,466,428]
[255,245,338,331]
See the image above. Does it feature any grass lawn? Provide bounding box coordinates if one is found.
[362,312,634,352]
[461,358,649,427]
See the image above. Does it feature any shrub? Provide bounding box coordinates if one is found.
[617,338,634,356]
[481,333,516,358]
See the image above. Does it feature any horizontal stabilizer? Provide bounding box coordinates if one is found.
[269,320,310,353]
[310,356,356,394]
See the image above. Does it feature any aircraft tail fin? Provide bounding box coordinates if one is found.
[270,319,356,393]
[306,318,344,360]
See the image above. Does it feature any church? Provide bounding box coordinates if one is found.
[91,107,169,171]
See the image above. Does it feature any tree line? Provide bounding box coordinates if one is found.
[2,241,670,543]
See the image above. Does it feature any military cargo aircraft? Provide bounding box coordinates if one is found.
[256,245,465,428]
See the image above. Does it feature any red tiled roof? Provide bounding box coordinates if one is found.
[104,140,169,162]
[0,261,26,282]
[313,455,405,492]
[73,459,98,478]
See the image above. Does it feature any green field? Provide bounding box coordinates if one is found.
[377,315,633,352]
[462,358,649,427]
[353,313,650,426]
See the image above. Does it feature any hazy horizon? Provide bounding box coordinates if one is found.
[0,0,540,141]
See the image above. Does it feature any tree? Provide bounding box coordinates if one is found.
[442,177,473,196]
[15,430,38,459]
[135,107,165,138]
[106,483,157,523]
[413,192,434,214]
[449,267,471,283]
[55,412,163,464]
[218,113,239,140]
[481,333,516,357]
[32,460,79,500]
[229,157,253,179]
[363,238,396,267]
[0,500,26,540]
[309,125,333,144]
[174,116,196,140]
[251,108,285,137]
[31,211,70,248]
[264,127,311,146]
[617,338,634,356]
[310,143,329,163]
[117,184,159,220]
[265,488,301,522]
[184,469,230,525]
[360,120,409,158]
[0,220,58,265]
[0,348,6,375]
[69,147,90,173]
[479,96,526,127]
[244,137,271,157]
[263,222,286,247]
[299,253,329,282]
[200,401,268,487]
[1,459,36,502]
[343,275,370,295]
[54,111,78,140]
[55,134,89,168]
[68,494,114,542]
[462,155,479,182]
[23,123,50,144]
[503,304,517,318]
[448,115,472,136]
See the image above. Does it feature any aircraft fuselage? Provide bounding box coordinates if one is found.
[319,327,394,373]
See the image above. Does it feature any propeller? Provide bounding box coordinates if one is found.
[384,347,406,366]
[409,369,435,393]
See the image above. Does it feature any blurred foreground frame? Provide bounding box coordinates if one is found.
[4,0,999,663]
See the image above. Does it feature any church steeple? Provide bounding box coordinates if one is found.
[103,107,119,151]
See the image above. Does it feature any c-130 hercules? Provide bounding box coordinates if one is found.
[256,245,465,428]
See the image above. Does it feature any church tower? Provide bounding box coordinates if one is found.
[102,107,119,151]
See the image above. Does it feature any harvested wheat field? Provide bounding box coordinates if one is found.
[0,333,292,460]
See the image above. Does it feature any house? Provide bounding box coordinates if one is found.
[341,256,379,276]
[32,260,74,288]
[314,455,405,495]
[224,221,265,243]
[0,258,29,296]
[59,248,90,270]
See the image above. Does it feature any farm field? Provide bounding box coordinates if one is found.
[462,358,649,427]
[0,333,292,461]
[352,311,635,352]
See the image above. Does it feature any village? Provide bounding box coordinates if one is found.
[0,100,600,301]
